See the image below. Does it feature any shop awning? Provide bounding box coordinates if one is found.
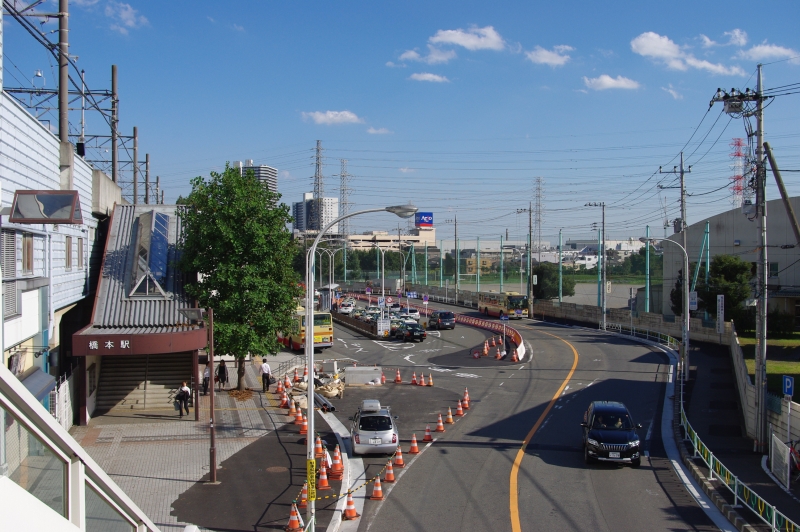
[21,367,57,402]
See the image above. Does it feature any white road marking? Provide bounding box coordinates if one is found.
[518,365,525,370]
[561,385,570,395]
[428,367,453,372]
[500,382,504,386]
[403,354,416,364]
[668,364,674,384]
[454,373,479,379]
[426,330,441,338]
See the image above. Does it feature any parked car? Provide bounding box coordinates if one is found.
[581,401,642,467]
[351,309,365,320]
[350,400,399,455]
[428,310,456,330]
[399,308,420,320]
[339,302,355,315]
[389,319,404,333]
[395,322,427,342]
[389,302,402,312]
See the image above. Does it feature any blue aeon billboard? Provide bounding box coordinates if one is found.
[415,212,434,227]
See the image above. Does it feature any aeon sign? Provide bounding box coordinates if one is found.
[415,212,434,227]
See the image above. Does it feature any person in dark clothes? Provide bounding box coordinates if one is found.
[202,363,210,395]
[216,360,229,391]
[177,381,191,418]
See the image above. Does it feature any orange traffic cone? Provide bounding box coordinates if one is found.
[427,373,434,386]
[435,413,446,432]
[294,406,303,425]
[343,491,360,520]
[300,414,308,435]
[491,336,496,347]
[276,378,285,394]
[303,365,309,380]
[410,372,417,385]
[483,341,489,356]
[456,400,464,417]
[285,502,303,531]
[393,446,405,468]
[381,371,386,384]
[298,480,308,509]
[289,399,297,416]
[317,462,332,491]
[418,374,426,386]
[423,424,433,442]
[314,435,324,458]
[384,460,396,482]
[463,387,470,403]
[408,434,420,454]
[445,407,455,424]
[495,347,502,360]
[370,477,384,500]
[329,445,344,480]
[394,369,402,383]
[463,396,470,410]
[284,374,293,389]
[293,368,300,383]
[510,350,519,363]
[280,393,289,408]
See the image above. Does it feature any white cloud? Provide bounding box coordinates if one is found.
[525,45,574,66]
[301,110,364,125]
[583,74,640,90]
[409,72,450,83]
[72,0,101,6]
[631,31,744,75]
[367,127,392,135]
[736,42,800,64]
[232,23,245,32]
[725,29,748,47]
[279,170,294,181]
[399,167,415,173]
[399,45,456,65]
[429,25,505,51]
[207,16,216,23]
[662,84,682,99]
[105,1,148,35]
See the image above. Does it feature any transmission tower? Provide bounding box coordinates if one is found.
[729,138,747,207]
[313,140,325,230]
[338,159,352,238]
[533,177,545,262]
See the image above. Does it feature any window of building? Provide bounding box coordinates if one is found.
[88,363,97,395]
[770,262,779,278]
[22,233,33,274]
[77,237,84,269]
[2,230,15,278]
[65,236,72,270]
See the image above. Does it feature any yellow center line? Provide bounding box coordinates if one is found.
[509,329,580,532]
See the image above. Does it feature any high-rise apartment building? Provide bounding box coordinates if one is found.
[233,159,278,193]
[292,192,339,234]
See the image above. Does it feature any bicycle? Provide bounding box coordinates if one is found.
[785,440,800,483]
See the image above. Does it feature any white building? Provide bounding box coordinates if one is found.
[233,159,278,193]
[292,192,338,234]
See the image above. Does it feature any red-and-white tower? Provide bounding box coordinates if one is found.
[729,138,746,207]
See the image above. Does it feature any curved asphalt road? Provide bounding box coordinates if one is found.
[324,305,719,532]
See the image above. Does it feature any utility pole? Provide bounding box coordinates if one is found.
[534,177,544,263]
[476,237,481,293]
[133,127,138,204]
[660,152,692,377]
[586,202,606,330]
[645,225,650,313]
[111,65,119,183]
[558,229,562,303]
[58,0,69,144]
[500,234,504,293]
[338,159,351,283]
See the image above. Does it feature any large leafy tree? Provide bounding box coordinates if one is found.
[531,261,576,300]
[696,254,752,321]
[179,164,301,390]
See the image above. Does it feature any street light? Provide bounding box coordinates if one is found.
[586,202,606,331]
[177,307,217,484]
[640,237,690,384]
[305,204,416,528]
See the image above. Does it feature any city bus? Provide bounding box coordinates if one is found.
[478,291,529,319]
[281,308,334,351]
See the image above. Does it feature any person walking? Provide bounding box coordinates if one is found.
[259,358,272,393]
[177,381,191,418]
[216,360,228,391]
[202,363,210,395]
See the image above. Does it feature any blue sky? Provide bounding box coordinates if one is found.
[4,1,800,247]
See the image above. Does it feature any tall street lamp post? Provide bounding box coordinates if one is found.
[640,237,690,383]
[305,204,417,528]
[178,307,217,483]
[586,202,606,330]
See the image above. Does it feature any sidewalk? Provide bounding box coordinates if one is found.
[69,351,327,531]
[684,341,800,531]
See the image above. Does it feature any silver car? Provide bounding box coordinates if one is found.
[350,400,399,455]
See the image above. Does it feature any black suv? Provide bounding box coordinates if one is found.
[395,323,427,342]
[580,401,642,467]
[428,310,456,330]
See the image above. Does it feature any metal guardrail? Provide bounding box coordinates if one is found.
[609,322,800,532]
[274,354,307,380]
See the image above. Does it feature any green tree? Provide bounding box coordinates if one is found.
[179,164,301,390]
[531,262,575,300]
[669,268,685,316]
[696,254,752,322]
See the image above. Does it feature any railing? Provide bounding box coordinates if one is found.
[0,362,159,531]
[609,322,799,532]
[274,354,307,380]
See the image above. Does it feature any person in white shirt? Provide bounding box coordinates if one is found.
[177,381,191,418]
[259,360,272,393]
[202,364,210,395]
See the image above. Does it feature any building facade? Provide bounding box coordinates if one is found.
[292,192,339,234]
[233,159,278,194]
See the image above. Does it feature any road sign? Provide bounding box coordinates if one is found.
[716,295,725,334]
[423,294,429,302]
[500,315,509,321]
[386,297,393,304]
[378,297,385,307]
[378,319,391,337]
[783,375,794,397]
[307,459,317,501]
[532,275,538,286]
[689,291,698,311]
[365,287,372,295]
[606,280,612,294]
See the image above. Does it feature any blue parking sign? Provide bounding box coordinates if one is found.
[783,375,794,397]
